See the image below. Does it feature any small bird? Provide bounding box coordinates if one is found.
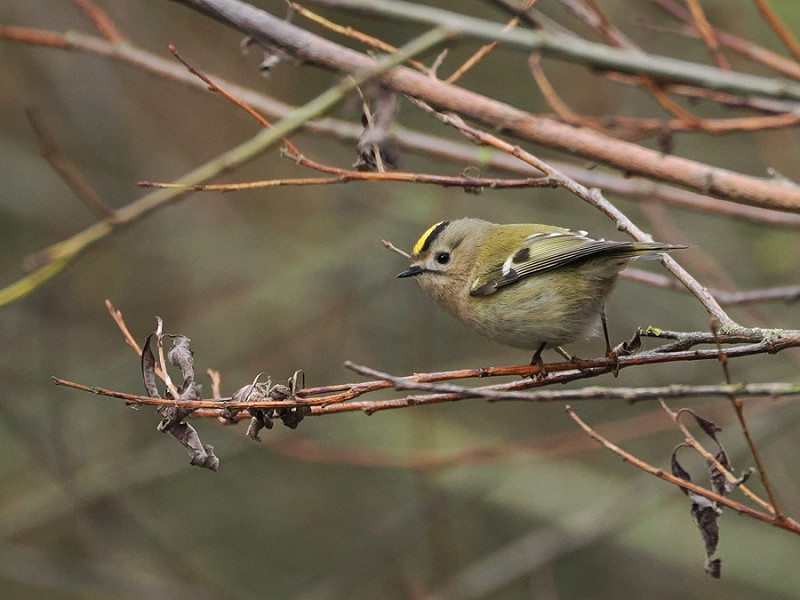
[395,218,684,365]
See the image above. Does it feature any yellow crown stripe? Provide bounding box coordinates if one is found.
[413,221,448,255]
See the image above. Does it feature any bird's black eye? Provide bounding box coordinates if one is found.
[435,251,450,265]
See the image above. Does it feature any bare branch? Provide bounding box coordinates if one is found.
[25,108,116,221]
[566,406,800,534]
[3,24,800,228]
[169,0,800,211]
[753,0,800,64]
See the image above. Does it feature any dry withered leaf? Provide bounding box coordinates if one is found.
[246,409,274,442]
[671,445,722,578]
[157,418,219,471]
[676,409,751,497]
[137,322,306,464]
[708,450,752,496]
[231,377,276,441]
[141,325,216,471]
[168,335,194,386]
[355,86,399,171]
[679,408,722,441]
[612,329,642,357]
[141,334,159,399]
[238,371,309,439]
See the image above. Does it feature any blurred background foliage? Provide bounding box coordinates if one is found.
[1,0,799,598]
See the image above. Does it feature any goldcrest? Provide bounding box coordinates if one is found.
[397,218,683,359]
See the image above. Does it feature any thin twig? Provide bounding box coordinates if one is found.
[711,320,787,520]
[287,1,429,73]
[445,0,538,83]
[622,269,800,306]
[53,341,800,415]
[52,372,800,413]
[168,0,800,211]
[684,0,731,69]
[753,0,800,64]
[0,25,447,308]
[527,53,579,122]
[25,108,116,221]
[646,0,800,80]
[140,172,551,191]
[4,22,800,214]
[566,406,800,534]
[659,399,772,513]
[161,44,553,192]
[381,239,411,259]
[71,0,125,43]
[105,299,144,355]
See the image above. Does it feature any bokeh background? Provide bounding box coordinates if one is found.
[1,1,799,598]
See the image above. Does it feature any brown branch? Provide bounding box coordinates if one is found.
[580,0,636,47]
[622,269,800,306]
[684,0,731,69]
[659,400,772,513]
[753,0,800,64]
[566,406,800,534]
[528,53,579,123]
[608,70,800,116]
[105,299,145,356]
[344,361,800,404]
[54,330,800,415]
[288,1,429,73]
[150,46,554,193]
[730,392,785,515]
[3,24,800,229]
[25,108,116,221]
[169,0,800,212]
[647,0,800,80]
[710,322,787,520]
[72,0,126,43]
[445,0,541,83]
[141,172,552,191]
[53,365,800,414]
[604,111,800,135]
[526,71,800,137]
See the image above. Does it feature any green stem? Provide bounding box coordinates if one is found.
[0,26,448,308]
[314,0,800,101]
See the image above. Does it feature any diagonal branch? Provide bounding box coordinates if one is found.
[566,406,800,534]
[754,0,800,64]
[3,24,800,228]
[0,27,446,307]
[310,0,800,98]
[171,0,800,212]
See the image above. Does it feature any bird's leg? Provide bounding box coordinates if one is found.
[601,308,612,355]
[601,308,620,377]
[529,342,548,378]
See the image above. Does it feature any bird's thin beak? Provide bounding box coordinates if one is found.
[397,265,424,278]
